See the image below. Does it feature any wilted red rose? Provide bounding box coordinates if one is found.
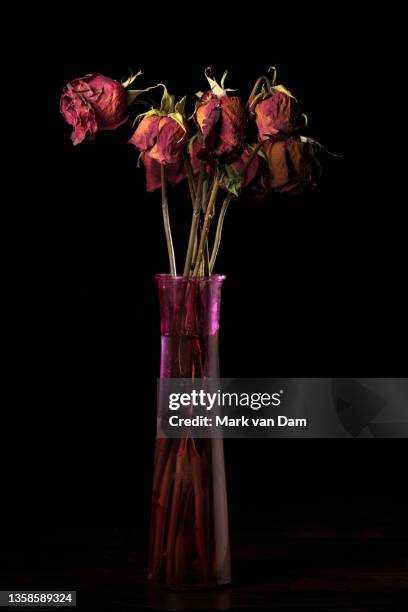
[129,115,188,165]
[231,146,269,200]
[250,90,301,142]
[60,74,129,145]
[263,137,319,194]
[188,136,213,176]
[141,152,186,192]
[194,94,246,162]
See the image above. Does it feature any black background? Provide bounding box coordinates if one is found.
[2,5,407,610]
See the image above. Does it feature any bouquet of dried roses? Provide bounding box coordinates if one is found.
[61,67,324,590]
[60,68,321,276]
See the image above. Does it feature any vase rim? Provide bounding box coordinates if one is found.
[156,274,226,283]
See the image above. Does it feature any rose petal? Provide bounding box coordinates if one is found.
[149,117,188,165]
[142,153,186,192]
[129,115,161,151]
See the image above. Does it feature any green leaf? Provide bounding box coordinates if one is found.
[159,84,173,113]
[188,133,198,153]
[222,164,242,197]
[132,107,161,127]
[168,111,187,134]
[175,96,186,115]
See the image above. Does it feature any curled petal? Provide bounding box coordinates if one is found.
[195,96,221,157]
[60,73,129,144]
[194,94,246,162]
[255,91,301,142]
[215,96,246,161]
[189,136,213,176]
[129,115,161,151]
[263,137,319,194]
[149,117,188,165]
[231,146,270,200]
[142,153,186,192]
[60,92,98,145]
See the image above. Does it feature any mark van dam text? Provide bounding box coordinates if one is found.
[168,416,308,428]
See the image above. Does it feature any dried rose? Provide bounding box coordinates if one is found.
[249,86,301,142]
[60,73,138,145]
[130,115,188,165]
[129,87,188,165]
[188,136,213,176]
[194,69,246,162]
[263,137,319,194]
[229,146,270,200]
[141,152,186,192]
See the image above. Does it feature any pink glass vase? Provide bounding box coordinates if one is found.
[148,274,231,589]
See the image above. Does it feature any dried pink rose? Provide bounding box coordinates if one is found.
[60,73,129,145]
[141,152,186,192]
[194,94,246,162]
[129,115,188,165]
[188,136,213,176]
[231,146,270,200]
[263,137,319,194]
[250,90,301,142]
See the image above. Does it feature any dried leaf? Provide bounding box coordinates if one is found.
[204,67,226,97]
[268,66,277,86]
[222,164,242,197]
[273,84,296,100]
[121,70,142,88]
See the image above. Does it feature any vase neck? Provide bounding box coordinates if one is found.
[156,275,225,338]
[156,275,225,378]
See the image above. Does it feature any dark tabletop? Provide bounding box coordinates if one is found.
[1,502,407,611]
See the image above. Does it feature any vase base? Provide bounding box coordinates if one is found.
[149,578,232,591]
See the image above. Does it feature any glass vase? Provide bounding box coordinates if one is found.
[148,274,231,589]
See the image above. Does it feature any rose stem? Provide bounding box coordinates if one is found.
[201,179,210,275]
[152,439,171,500]
[191,440,208,582]
[209,193,232,274]
[165,438,188,583]
[192,174,220,276]
[203,446,211,568]
[183,155,200,269]
[183,153,197,202]
[247,75,273,103]
[174,486,192,584]
[160,165,177,275]
[173,455,194,584]
[150,440,177,578]
[209,142,264,273]
[183,163,205,276]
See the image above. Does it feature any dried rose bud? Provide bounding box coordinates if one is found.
[141,152,186,192]
[60,73,134,145]
[263,137,319,194]
[129,88,188,165]
[194,69,246,162]
[249,88,301,142]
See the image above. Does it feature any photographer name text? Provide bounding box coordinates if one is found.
[168,415,307,428]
